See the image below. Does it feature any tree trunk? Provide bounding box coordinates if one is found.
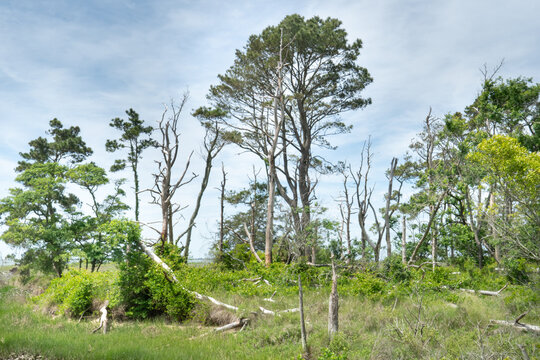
[385,158,397,258]
[401,217,407,264]
[298,275,308,353]
[218,164,226,261]
[328,260,339,339]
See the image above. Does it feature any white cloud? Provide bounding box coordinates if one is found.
[0,0,539,259]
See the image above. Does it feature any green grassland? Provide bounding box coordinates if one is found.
[1,261,538,359]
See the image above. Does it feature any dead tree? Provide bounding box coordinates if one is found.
[338,165,355,263]
[351,139,377,260]
[351,144,403,262]
[328,260,339,339]
[264,28,288,267]
[181,113,228,259]
[384,158,399,257]
[142,94,197,247]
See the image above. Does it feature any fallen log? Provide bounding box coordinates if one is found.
[139,239,297,316]
[459,284,508,296]
[490,311,540,333]
[214,318,249,332]
[490,320,540,333]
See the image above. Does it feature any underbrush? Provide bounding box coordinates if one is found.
[4,256,538,359]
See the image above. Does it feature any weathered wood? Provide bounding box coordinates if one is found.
[298,275,308,353]
[259,306,299,315]
[243,223,263,264]
[91,300,109,334]
[459,284,508,296]
[490,320,540,333]
[328,260,339,339]
[214,318,248,332]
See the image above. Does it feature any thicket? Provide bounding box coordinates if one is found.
[36,253,538,326]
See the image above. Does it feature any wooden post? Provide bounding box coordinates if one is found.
[298,275,308,353]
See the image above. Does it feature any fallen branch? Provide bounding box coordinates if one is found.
[214,318,249,332]
[460,284,508,296]
[259,306,299,316]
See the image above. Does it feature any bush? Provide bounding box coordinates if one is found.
[40,269,119,317]
[504,258,530,285]
[118,242,195,320]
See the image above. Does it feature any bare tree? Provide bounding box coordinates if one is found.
[181,111,228,259]
[351,139,376,260]
[337,164,355,263]
[142,94,197,247]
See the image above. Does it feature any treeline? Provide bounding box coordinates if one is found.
[0,15,538,280]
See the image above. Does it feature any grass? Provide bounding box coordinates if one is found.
[1,263,539,360]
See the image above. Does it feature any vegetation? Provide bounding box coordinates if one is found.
[0,13,538,360]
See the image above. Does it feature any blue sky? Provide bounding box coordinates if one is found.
[1,0,539,260]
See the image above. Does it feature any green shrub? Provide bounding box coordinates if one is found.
[382,254,411,283]
[118,242,195,320]
[40,269,119,317]
[504,258,530,285]
[504,285,539,313]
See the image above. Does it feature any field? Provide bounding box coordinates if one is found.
[1,261,538,360]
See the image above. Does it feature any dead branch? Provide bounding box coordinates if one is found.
[259,306,299,315]
[243,222,263,264]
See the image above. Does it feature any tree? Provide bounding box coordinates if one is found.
[469,135,540,262]
[67,163,129,270]
[106,109,157,221]
[180,107,231,259]
[204,14,372,262]
[142,95,197,247]
[0,119,93,276]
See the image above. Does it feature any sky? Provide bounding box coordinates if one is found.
[0,0,539,261]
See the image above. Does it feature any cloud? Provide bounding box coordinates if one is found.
[0,0,539,259]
